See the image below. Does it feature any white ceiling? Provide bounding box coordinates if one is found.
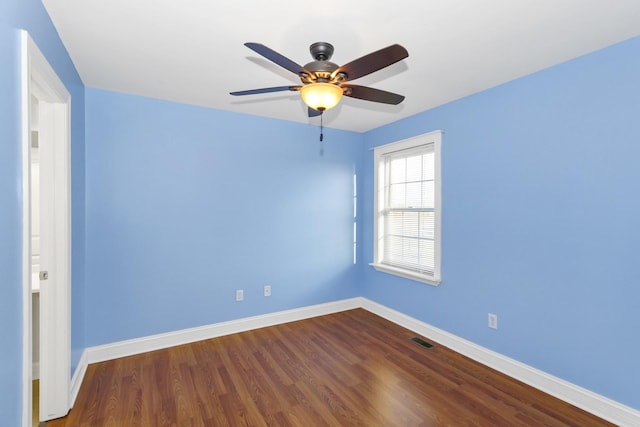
[42,0,640,132]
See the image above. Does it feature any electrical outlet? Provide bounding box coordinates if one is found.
[264,285,271,297]
[236,289,244,302]
[488,313,498,329]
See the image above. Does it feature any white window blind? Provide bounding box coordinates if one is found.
[372,131,441,285]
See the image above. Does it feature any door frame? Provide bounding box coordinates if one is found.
[21,31,72,426]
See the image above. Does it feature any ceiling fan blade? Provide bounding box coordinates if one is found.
[336,44,408,81]
[230,86,300,96]
[308,107,322,117]
[342,84,405,105]
[244,42,307,75]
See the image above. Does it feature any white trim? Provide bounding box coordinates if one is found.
[26,38,70,104]
[21,31,72,426]
[70,350,88,406]
[86,298,362,364]
[372,130,442,153]
[370,262,441,285]
[20,30,33,427]
[372,130,442,285]
[359,298,640,427]
[72,297,639,426]
[71,299,363,407]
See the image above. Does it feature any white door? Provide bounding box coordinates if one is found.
[37,99,71,421]
[21,32,72,425]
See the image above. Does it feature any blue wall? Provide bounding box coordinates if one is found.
[361,36,640,409]
[3,2,639,421]
[0,0,85,423]
[84,89,362,345]
[0,23,23,427]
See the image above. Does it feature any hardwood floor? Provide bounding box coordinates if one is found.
[33,380,40,427]
[47,309,613,426]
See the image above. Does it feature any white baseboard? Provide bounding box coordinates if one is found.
[359,298,640,427]
[69,297,639,426]
[86,298,362,364]
[32,361,39,380]
[70,349,88,406]
[69,298,361,407]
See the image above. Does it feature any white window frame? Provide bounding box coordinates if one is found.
[370,130,442,286]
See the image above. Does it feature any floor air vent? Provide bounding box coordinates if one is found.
[410,337,435,349]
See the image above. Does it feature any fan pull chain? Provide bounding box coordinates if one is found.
[320,112,324,142]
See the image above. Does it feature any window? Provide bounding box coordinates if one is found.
[371,131,441,285]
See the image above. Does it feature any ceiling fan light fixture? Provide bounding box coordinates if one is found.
[300,82,343,112]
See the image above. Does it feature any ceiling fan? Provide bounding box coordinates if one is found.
[230,42,409,117]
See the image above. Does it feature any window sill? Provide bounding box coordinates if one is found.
[370,263,441,286]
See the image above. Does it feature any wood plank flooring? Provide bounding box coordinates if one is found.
[47,309,613,426]
[33,380,40,427]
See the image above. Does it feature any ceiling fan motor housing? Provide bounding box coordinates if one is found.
[299,42,340,83]
[303,61,339,81]
[309,42,334,60]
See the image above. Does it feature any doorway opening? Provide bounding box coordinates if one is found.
[21,31,72,427]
